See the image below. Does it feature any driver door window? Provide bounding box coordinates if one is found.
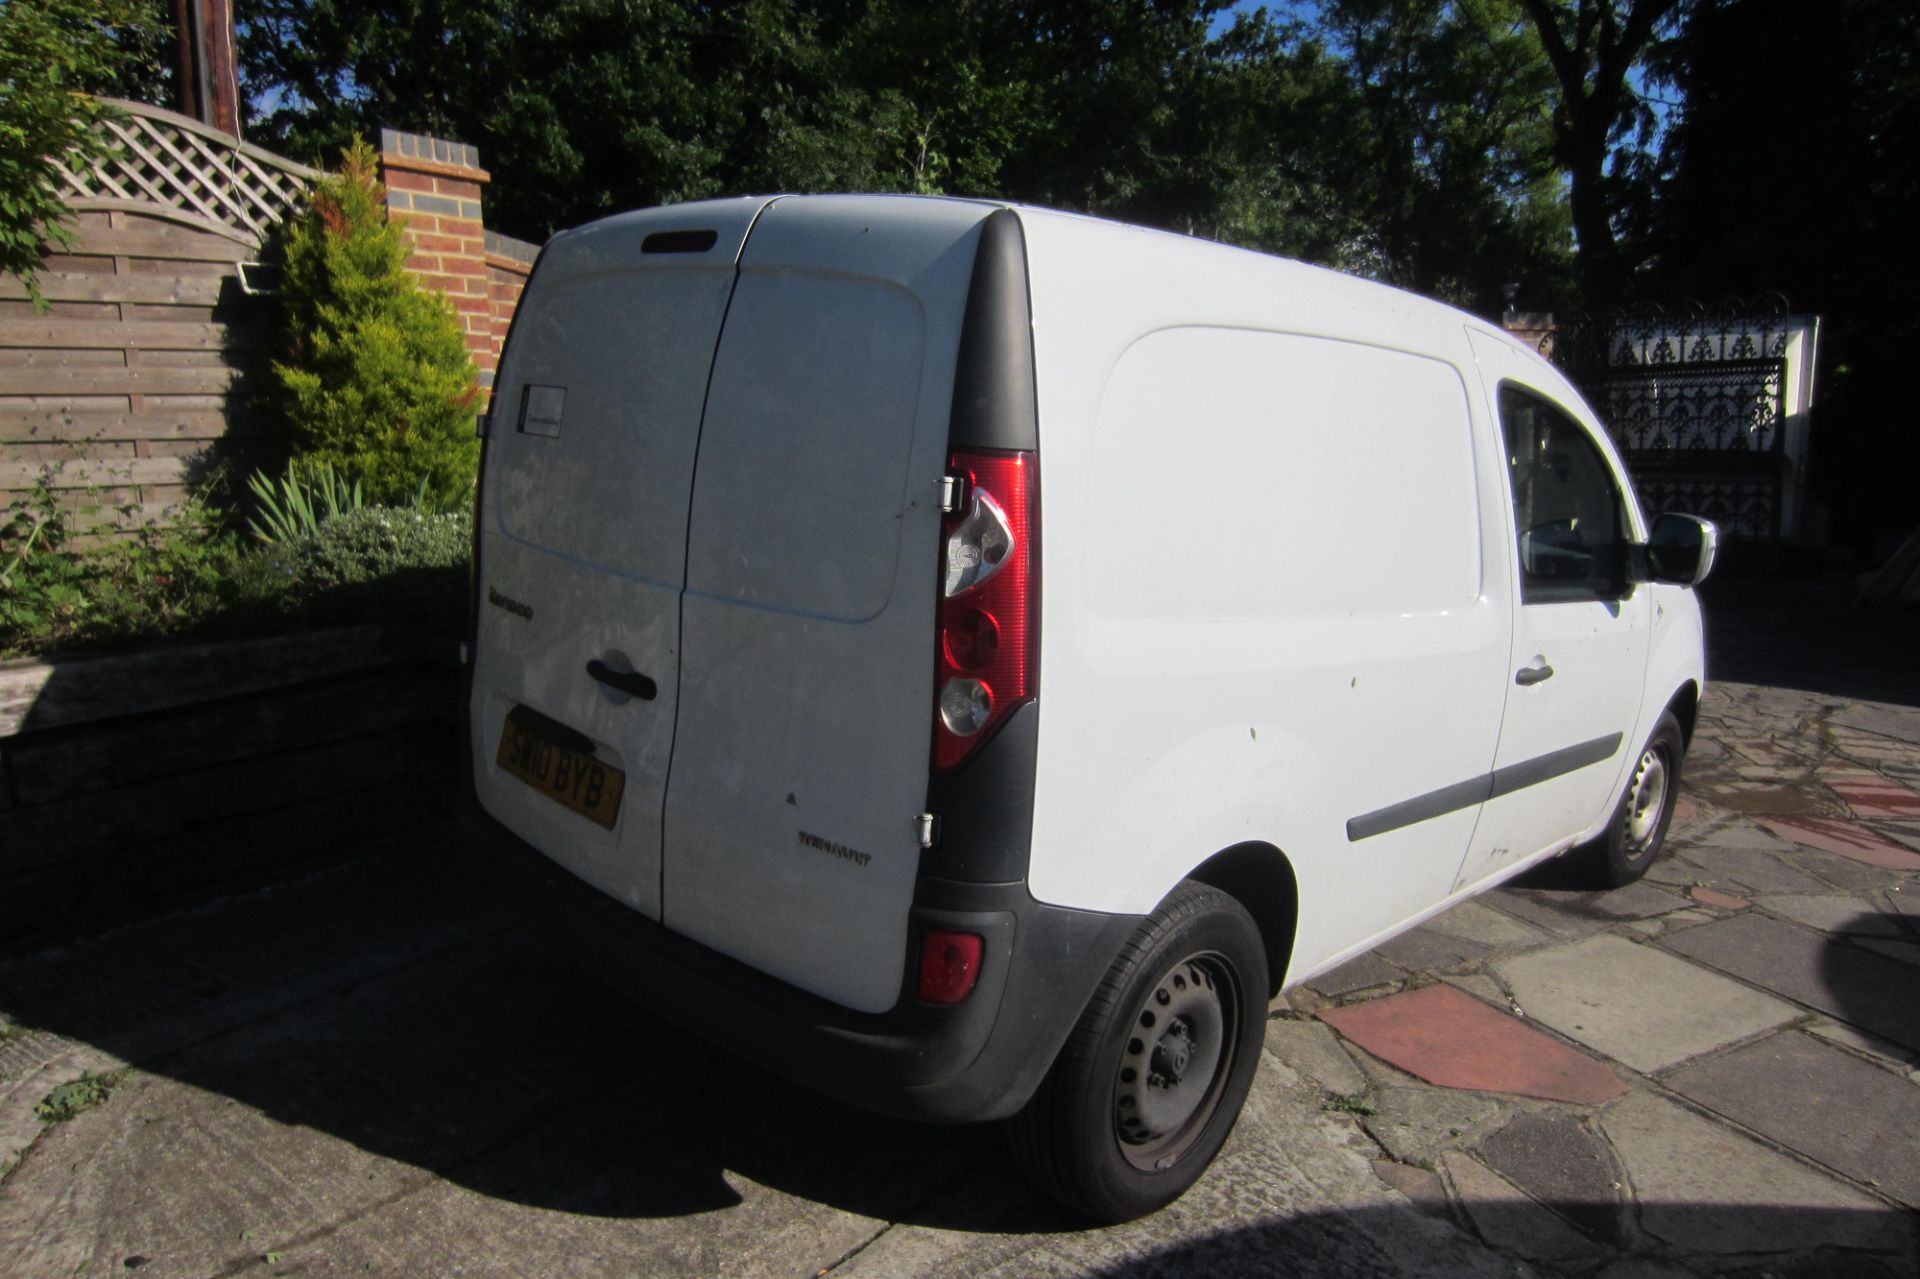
[1499,385,1628,604]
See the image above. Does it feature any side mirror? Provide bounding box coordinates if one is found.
[1646,512,1718,587]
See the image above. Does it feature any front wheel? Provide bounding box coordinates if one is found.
[1570,709,1686,888]
[1007,880,1267,1223]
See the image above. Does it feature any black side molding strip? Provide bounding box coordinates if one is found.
[1489,733,1622,799]
[1345,732,1625,843]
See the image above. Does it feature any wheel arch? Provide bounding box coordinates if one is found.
[1666,680,1701,745]
[1188,841,1298,998]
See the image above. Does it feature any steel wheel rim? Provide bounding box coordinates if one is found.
[1112,951,1241,1173]
[1626,746,1670,848]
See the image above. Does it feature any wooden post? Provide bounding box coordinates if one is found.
[173,0,242,138]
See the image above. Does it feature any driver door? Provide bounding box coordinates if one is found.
[1454,334,1651,890]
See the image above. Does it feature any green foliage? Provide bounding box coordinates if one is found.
[241,507,473,639]
[270,137,480,508]
[36,1071,120,1123]
[0,0,164,308]
[0,477,244,657]
[245,460,367,544]
[234,1,1588,319]
[1322,1092,1380,1117]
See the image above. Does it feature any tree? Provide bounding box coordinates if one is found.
[1651,0,1920,548]
[270,138,480,506]
[0,0,165,308]
[1509,0,1686,307]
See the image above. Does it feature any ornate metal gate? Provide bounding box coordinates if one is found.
[1554,299,1806,541]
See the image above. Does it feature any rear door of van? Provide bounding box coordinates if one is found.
[661,197,992,1014]
[470,198,773,920]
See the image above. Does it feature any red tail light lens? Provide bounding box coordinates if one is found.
[917,929,984,1004]
[934,450,1034,770]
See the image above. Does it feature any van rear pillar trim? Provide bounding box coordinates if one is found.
[1346,733,1625,842]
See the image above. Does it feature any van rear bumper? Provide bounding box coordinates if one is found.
[462,798,1141,1125]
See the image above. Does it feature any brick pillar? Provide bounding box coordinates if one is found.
[483,230,540,375]
[377,128,497,389]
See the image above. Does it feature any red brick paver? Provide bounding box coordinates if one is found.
[1758,816,1920,871]
[1822,771,1920,819]
[1318,983,1625,1104]
[1689,886,1751,911]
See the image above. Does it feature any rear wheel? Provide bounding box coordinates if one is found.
[1008,880,1266,1223]
[1569,710,1686,888]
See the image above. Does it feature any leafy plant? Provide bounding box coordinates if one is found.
[0,1,163,309]
[35,1070,120,1123]
[233,506,472,640]
[245,460,366,543]
[268,137,481,509]
[1322,1092,1379,1117]
[0,476,246,658]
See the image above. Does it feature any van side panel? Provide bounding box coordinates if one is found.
[663,197,991,1013]
[1016,209,1516,977]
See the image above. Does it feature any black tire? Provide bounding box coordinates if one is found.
[1007,880,1267,1223]
[1570,709,1686,889]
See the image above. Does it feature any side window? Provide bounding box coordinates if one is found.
[1499,385,1628,604]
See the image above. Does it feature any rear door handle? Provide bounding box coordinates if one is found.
[1515,660,1554,687]
[587,660,657,701]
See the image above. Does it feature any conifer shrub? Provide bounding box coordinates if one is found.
[270,138,481,508]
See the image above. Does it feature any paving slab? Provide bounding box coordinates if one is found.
[1306,952,1405,998]
[1832,702,1920,747]
[1477,1109,1623,1244]
[1321,983,1624,1103]
[1781,848,1909,893]
[1671,844,1829,894]
[1490,882,1686,935]
[1805,1019,1920,1074]
[1263,1017,1367,1096]
[1825,772,1920,818]
[1371,1159,1452,1219]
[1439,1151,1612,1264]
[1660,912,1920,1052]
[1665,1030,1920,1208]
[1855,937,1920,969]
[1686,885,1749,910]
[1599,1091,1910,1261]
[829,1069,1514,1279]
[1753,893,1907,937]
[1371,925,1490,972]
[1678,821,1801,856]
[1759,816,1920,871]
[1494,935,1798,1073]
[1440,973,1511,1011]
[1360,1085,1505,1161]
[1421,898,1550,948]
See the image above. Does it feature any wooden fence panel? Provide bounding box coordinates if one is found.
[0,206,278,524]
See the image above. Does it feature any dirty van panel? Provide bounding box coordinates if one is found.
[470,197,772,921]
[665,197,992,1014]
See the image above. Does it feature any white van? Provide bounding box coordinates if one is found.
[462,195,1716,1221]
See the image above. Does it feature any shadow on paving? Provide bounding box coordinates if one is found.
[0,839,1010,1227]
[1699,570,1920,706]
[3,840,1916,1273]
[1065,1208,1919,1279]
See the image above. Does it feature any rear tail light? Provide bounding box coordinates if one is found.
[934,449,1035,770]
[917,929,984,1004]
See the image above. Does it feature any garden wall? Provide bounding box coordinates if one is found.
[0,627,460,950]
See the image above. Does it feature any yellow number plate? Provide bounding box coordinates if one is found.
[496,714,626,830]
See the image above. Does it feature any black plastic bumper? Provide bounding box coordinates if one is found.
[461,795,1141,1125]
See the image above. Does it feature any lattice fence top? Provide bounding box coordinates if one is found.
[55,99,320,248]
